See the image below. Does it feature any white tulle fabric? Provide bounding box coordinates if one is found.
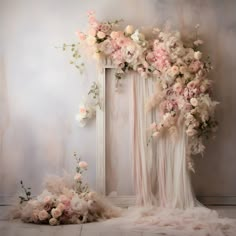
[104,72,236,235]
[131,73,196,208]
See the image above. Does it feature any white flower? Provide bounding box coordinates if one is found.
[71,196,88,213]
[74,173,82,181]
[194,51,202,60]
[51,208,62,219]
[79,161,88,169]
[87,35,96,45]
[38,210,49,221]
[190,98,198,107]
[125,25,134,35]
[49,218,58,226]
[131,30,145,44]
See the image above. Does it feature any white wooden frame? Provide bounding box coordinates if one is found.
[96,60,136,207]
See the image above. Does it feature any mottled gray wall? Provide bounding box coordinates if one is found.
[0,0,236,202]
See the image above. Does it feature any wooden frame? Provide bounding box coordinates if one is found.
[96,59,136,207]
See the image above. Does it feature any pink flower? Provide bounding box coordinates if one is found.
[43,196,52,204]
[150,122,157,130]
[59,195,70,206]
[51,208,62,219]
[99,39,114,55]
[97,31,106,39]
[187,81,197,89]
[38,210,49,221]
[88,28,97,37]
[74,173,82,181]
[75,31,86,41]
[100,23,111,33]
[32,211,39,223]
[189,60,202,73]
[173,82,183,94]
[110,31,119,39]
[57,203,65,212]
[79,161,88,169]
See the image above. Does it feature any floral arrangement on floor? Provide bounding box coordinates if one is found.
[63,11,218,171]
[13,153,120,225]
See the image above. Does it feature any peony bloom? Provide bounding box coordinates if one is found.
[190,98,198,107]
[79,161,88,169]
[51,208,62,219]
[49,218,58,226]
[38,210,49,221]
[125,25,134,35]
[194,51,202,60]
[97,31,106,39]
[74,173,82,181]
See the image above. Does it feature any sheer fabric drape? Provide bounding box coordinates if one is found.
[131,73,196,209]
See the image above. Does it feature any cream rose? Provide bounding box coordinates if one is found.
[190,98,198,107]
[87,36,96,45]
[97,31,106,39]
[49,218,58,226]
[38,210,49,221]
[125,25,134,35]
[194,51,202,60]
[51,208,62,219]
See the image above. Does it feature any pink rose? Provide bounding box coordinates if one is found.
[43,196,52,204]
[88,28,97,37]
[173,82,183,94]
[97,31,106,39]
[189,61,202,73]
[79,161,88,169]
[38,210,49,221]
[74,173,82,181]
[75,31,86,41]
[100,23,111,33]
[51,208,62,219]
[57,203,65,212]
